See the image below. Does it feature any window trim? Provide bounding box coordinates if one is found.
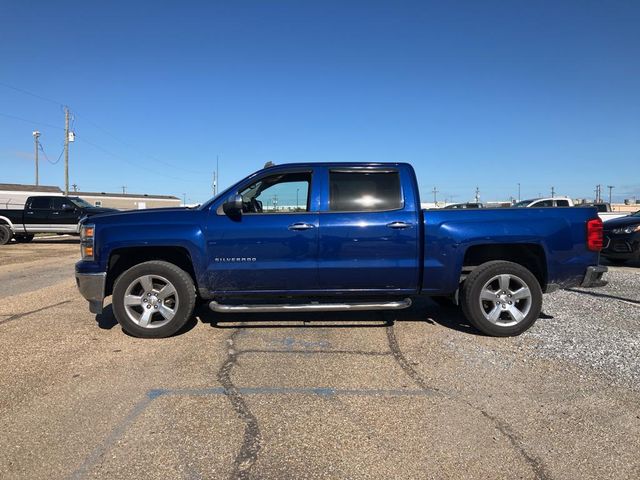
[325,169,405,214]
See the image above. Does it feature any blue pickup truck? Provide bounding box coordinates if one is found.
[75,162,606,338]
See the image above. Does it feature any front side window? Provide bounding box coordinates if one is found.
[239,172,311,213]
[329,171,402,212]
[29,197,50,209]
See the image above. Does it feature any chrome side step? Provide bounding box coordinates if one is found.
[209,298,412,313]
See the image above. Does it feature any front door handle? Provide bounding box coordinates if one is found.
[288,222,315,231]
[386,221,412,229]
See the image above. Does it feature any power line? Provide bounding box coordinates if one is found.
[0,81,209,176]
[0,81,64,107]
[73,111,210,175]
[75,134,193,184]
[0,111,64,130]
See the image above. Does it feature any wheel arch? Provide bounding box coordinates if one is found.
[0,216,15,228]
[105,246,198,297]
[462,243,548,291]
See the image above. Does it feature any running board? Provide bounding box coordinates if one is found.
[209,298,412,313]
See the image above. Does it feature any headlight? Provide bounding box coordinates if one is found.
[80,224,95,260]
[612,224,640,234]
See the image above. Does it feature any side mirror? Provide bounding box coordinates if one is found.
[222,194,243,216]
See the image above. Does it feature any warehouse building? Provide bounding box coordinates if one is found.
[0,183,63,208]
[75,191,181,210]
[0,183,181,210]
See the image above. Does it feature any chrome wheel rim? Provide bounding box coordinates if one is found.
[479,274,532,327]
[123,274,179,329]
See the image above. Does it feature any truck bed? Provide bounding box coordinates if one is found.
[421,207,600,294]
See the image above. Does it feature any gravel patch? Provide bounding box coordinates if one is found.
[521,268,640,390]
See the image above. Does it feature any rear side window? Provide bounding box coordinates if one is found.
[29,197,50,209]
[329,171,403,212]
[556,200,569,207]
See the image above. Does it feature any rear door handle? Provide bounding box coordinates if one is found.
[288,222,315,231]
[386,221,412,229]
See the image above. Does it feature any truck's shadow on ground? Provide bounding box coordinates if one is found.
[195,297,484,336]
[95,298,556,338]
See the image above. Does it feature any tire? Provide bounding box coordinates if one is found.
[460,261,542,337]
[15,234,35,243]
[112,260,196,338]
[0,225,13,245]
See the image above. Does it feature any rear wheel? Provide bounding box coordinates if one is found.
[0,225,13,245]
[460,261,542,337]
[15,234,35,243]
[112,260,196,338]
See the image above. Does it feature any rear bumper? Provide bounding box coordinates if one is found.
[580,265,608,288]
[75,272,106,314]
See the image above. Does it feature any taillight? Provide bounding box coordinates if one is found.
[587,218,603,251]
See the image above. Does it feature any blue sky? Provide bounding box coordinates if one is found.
[1,0,639,204]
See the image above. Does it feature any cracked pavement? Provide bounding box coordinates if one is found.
[0,238,639,479]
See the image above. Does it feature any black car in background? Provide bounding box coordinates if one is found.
[601,211,640,264]
[0,195,116,245]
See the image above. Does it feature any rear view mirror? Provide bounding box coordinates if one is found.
[223,194,243,216]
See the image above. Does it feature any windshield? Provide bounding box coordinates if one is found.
[632,209,640,217]
[68,197,95,209]
[513,199,535,207]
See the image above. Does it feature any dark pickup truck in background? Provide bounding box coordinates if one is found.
[0,195,115,245]
[75,162,607,339]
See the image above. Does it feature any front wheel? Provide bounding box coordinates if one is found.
[112,260,196,338]
[0,225,13,245]
[460,261,542,337]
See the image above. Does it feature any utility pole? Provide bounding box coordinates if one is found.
[517,182,521,202]
[32,131,40,186]
[216,155,220,196]
[551,186,555,198]
[296,188,299,210]
[431,186,439,206]
[72,183,78,192]
[607,185,614,204]
[182,193,186,206]
[595,184,601,203]
[121,186,127,194]
[474,187,480,203]
[64,107,70,195]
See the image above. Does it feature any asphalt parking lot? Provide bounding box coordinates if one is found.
[1,237,639,479]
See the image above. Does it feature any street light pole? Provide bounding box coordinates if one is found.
[607,185,614,204]
[517,183,520,202]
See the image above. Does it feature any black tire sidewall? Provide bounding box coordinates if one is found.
[112,261,195,338]
[461,261,542,337]
[0,226,12,245]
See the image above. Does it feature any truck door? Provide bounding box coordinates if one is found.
[50,197,81,233]
[24,196,52,232]
[206,169,320,293]
[318,168,420,293]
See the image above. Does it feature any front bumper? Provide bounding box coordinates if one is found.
[601,232,640,260]
[580,265,608,288]
[75,272,106,314]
